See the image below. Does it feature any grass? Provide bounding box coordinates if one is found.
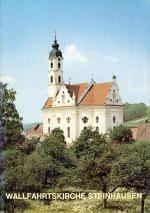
[124,116,148,128]
[15,195,150,213]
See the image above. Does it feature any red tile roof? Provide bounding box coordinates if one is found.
[43,97,53,109]
[43,82,112,109]
[79,82,111,106]
[131,123,150,141]
[136,123,150,141]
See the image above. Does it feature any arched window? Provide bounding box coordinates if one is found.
[57,117,61,124]
[67,127,70,138]
[96,126,99,132]
[58,62,61,69]
[48,127,50,134]
[51,76,53,83]
[113,116,116,124]
[51,62,53,68]
[96,116,99,123]
[66,117,71,123]
[82,117,88,123]
[48,118,50,124]
[58,75,61,83]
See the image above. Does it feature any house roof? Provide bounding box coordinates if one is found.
[43,97,53,109]
[43,82,112,109]
[66,82,88,102]
[131,123,150,141]
[79,82,111,106]
[131,127,139,140]
[136,123,150,141]
[25,123,47,141]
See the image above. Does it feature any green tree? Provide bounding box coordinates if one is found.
[19,138,38,155]
[109,124,134,144]
[73,127,120,208]
[111,141,150,213]
[0,83,24,149]
[0,82,25,211]
[22,128,74,191]
[147,106,150,122]
[124,103,147,122]
[3,148,26,192]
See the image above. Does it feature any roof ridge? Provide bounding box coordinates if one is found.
[77,81,94,105]
[65,82,88,86]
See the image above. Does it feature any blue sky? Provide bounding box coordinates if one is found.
[1,0,150,123]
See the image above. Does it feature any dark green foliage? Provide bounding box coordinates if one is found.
[123,103,147,122]
[3,148,26,191]
[73,127,121,208]
[72,126,107,158]
[111,141,150,213]
[109,124,134,144]
[19,138,38,155]
[147,106,150,122]
[0,82,24,149]
[0,83,25,211]
[19,128,74,191]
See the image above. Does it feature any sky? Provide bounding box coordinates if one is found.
[1,0,150,124]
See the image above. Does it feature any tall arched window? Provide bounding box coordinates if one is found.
[58,75,61,83]
[58,62,61,69]
[67,127,70,138]
[51,62,53,68]
[48,127,50,134]
[51,76,53,83]
[96,126,99,132]
[113,116,116,124]
[48,118,50,124]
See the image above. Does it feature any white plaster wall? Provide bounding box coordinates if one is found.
[53,85,75,107]
[77,106,107,135]
[105,106,123,131]
[43,107,77,144]
[48,56,63,98]
[48,57,62,71]
[43,105,123,144]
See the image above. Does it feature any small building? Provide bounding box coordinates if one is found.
[42,36,123,144]
[131,123,150,141]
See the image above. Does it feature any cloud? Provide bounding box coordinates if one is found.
[64,44,88,64]
[0,75,15,83]
[104,56,120,63]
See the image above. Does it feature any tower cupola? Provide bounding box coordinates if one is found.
[48,34,64,98]
[49,36,63,59]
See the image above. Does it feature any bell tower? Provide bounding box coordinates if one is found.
[48,35,63,98]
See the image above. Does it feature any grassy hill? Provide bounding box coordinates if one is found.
[124,116,148,128]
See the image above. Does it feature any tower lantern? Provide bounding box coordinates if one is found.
[48,35,63,98]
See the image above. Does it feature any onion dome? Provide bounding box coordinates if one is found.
[49,36,62,58]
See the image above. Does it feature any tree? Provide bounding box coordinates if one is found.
[22,128,74,191]
[3,148,26,192]
[111,141,150,213]
[19,138,38,155]
[109,124,134,144]
[0,82,24,149]
[73,127,120,208]
[124,103,147,122]
[0,82,25,211]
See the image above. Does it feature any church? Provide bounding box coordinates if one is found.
[42,36,123,144]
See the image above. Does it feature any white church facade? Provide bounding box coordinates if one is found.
[42,37,123,144]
